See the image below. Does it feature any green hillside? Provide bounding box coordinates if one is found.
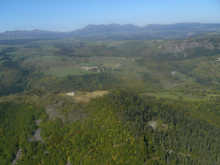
[1,34,220,164]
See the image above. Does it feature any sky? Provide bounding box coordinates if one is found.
[0,0,220,32]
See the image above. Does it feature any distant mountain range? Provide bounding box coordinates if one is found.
[1,23,220,41]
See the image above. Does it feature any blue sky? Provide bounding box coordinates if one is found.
[1,0,220,32]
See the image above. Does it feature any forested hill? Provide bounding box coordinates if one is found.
[1,90,220,164]
[1,23,220,40]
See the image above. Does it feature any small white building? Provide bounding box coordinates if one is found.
[171,71,177,76]
[216,58,220,62]
[66,92,75,96]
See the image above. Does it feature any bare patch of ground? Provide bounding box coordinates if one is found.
[46,106,64,121]
[36,119,42,126]
[29,119,44,143]
[148,121,158,130]
[65,110,87,123]
[29,128,44,143]
[12,149,22,165]
[148,120,168,131]
[66,160,72,165]
[45,99,87,123]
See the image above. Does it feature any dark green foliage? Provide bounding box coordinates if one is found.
[0,48,31,96]
[96,90,220,165]
[2,90,220,164]
[0,103,43,165]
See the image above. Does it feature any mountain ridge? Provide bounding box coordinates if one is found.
[1,23,220,40]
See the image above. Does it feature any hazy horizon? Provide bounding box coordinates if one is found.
[0,22,220,33]
[1,0,220,32]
